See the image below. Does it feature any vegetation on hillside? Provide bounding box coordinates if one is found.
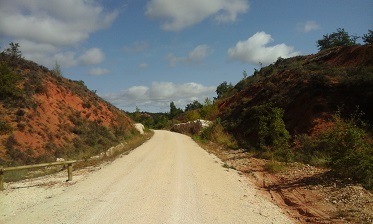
[0,43,138,166]
[166,29,373,189]
[317,28,372,51]
[2,27,372,189]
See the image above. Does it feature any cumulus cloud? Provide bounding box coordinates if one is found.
[297,21,320,33]
[0,0,118,46]
[0,0,117,68]
[227,32,300,65]
[19,42,78,68]
[78,48,105,65]
[167,44,212,67]
[88,67,110,76]
[145,0,249,31]
[102,82,216,112]
[19,46,105,68]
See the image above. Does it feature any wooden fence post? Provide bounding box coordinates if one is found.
[67,163,73,181]
[0,167,4,191]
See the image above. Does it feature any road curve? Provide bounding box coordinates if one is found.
[1,130,292,224]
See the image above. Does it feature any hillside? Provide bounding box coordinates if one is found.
[0,54,135,166]
[219,45,373,145]
[194,45,373,223]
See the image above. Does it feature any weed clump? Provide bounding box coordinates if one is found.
[264,161,286,173]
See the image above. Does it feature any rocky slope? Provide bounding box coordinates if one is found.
[0,54,134,166]
[219,45,373,143]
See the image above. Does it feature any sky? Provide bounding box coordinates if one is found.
[0,0,372,112]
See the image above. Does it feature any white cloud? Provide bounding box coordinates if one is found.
[88,67,110,76]
[78,48,105,65]
[20,43,78,68]
[187,45,212,63]
[0,0,118,46]
[0,0,117,68]
[102,82,216,112]
[167,44,212,67]
[227,32,300,65]
[297,21,320,33]
[123,41,149,53]
[18,45,105,68]
[145,0,249,31]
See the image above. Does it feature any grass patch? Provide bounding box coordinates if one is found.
[222,162,235,170]
[264,161,286,173]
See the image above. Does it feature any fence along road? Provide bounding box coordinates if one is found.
[0,130,293,224]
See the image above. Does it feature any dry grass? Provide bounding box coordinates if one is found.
[3,131,154,183]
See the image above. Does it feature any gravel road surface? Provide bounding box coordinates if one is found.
[0,130,292,224]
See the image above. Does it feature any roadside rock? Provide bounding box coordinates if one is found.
[134,123,145,134]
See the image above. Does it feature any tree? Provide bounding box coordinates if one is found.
[215,81,234,99]
[200,98,219,120]
[2,42,22,58]
[362,29,373,45]
[169,101,183,119]
[316,28,359,51]
[52,61,62,76]
[242,70,248,79]
[185,100,203,111]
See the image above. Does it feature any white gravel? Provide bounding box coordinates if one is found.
[0,130,293,224]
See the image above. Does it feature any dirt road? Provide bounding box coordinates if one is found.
[0,130,292,224]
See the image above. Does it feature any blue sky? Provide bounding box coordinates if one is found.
[1,0,372,112]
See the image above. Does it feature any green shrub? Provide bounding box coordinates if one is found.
[0,62,22,100]
[222,103,292,160]
[200,121,238,149]
[257,106,291,151]
[322,112,373,189]
[0,119,13,134]
[294,134,329,166]
[296,110,373,189]
[200,98,219,120]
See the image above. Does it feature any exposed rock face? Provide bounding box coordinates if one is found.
[0,54,134,165]
[171,119,212,135]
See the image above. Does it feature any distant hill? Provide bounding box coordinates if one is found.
[0,54,134,166]
[218,45,373,147]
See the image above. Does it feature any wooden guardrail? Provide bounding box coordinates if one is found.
[0,160,76,191]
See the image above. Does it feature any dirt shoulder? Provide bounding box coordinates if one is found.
[200,142,373,224]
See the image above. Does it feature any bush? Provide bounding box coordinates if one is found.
[0,62,22,100]
[200,121,238,149]
[322,112,372,189]
[257,106,291,151]
[264,161,286,173]
[316,28,358,51]
[0,119,13,134]
[296,110,373,189]
[200,98,219,120]
[294,134,328,166]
